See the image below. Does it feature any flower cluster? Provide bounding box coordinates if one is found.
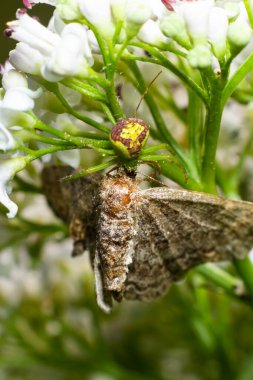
[0,0,253,220]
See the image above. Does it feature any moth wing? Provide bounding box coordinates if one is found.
[42,166,101,256]
[123,187,253,301]
[42,165,75,223]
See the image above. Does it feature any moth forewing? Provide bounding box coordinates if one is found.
[135,187,253,262]
[42,166,101,257]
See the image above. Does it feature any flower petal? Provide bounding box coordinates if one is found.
[0,123,16,151]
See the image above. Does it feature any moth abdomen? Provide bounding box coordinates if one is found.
[95,175,138,297]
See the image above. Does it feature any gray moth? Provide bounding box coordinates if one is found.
[42,166,253,312]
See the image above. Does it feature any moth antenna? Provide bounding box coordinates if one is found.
[133,71,162,118]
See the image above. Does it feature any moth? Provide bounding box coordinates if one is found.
[42,166,253,313]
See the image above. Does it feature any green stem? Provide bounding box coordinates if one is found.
[61,78,107,103]
[129,42,208,105]
[32,116,111,150]
[62,159,117,181]
[234,257,253,301]
[127,61,189,168]
[159,160,202,191]
[53,85,111,134]
[26,145,77,161]
[142,144,169,154]
[221,51,253,108]
[106,78,124,120]
[14,129,72,147]
[188,90,202,177]
[196,264,246,300]
[201,81,224,194]
[243,0,253,28]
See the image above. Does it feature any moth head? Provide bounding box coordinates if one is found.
[110,117,149,159]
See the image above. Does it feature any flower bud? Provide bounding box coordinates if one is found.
[125,0,152,37]
[138,20,168,47]
[187,45,212,69]
[227,20,252,51]
[57,0,81,20]
[209,7,228,60]
[160,13,191,49]
[111,0,126,21]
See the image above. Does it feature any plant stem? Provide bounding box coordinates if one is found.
[127,61,189,167]
[53,85,111,134]
[221,52,253,108]
[196,264,247,300]
[244,0,253,28]
[188,90,202,178]
[31,116,111,150]
[234,257,253,302]
[129,42,208,105]
[61,78,107,103]
[62,159,117,181]
[201,81,223,194]
[159,160,202,191]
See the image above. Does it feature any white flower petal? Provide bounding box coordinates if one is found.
[126,0,153,26]
[0,123,16,151]
[9,43,45,75]
[8,13,60,56]
[209,7,228,59]
[0,157,28,218]
[138,20,168,46]
[78,0,114,38]
[2,70,28,90]
[176,0,214,42]
[62,23,93,66]
[2,88,41,111]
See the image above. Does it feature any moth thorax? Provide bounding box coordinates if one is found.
[99,175,139,217]
[110,118,149,159]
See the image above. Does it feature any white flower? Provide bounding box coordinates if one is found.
[7,12,93,82]
[42,23,93,81]
[228,19,252,49]
[187,44,212,68]
[138,20,168,47]
[125,0,152,24]
[160,13,191,49]
[0,156,28,218]
[111,0,127,21]
[1,70,42,111]
[9,43,45,76]
[0,70,40,152]
[209,7,228,60]
[150,0,168,19]
[111,0,153,36]
[0,124,16,151]
[175,0,215,43]
[78,0,115,39]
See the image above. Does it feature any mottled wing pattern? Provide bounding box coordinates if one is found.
[42,166,101,256]
[42,166,75,224]
[122,188,253,301]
